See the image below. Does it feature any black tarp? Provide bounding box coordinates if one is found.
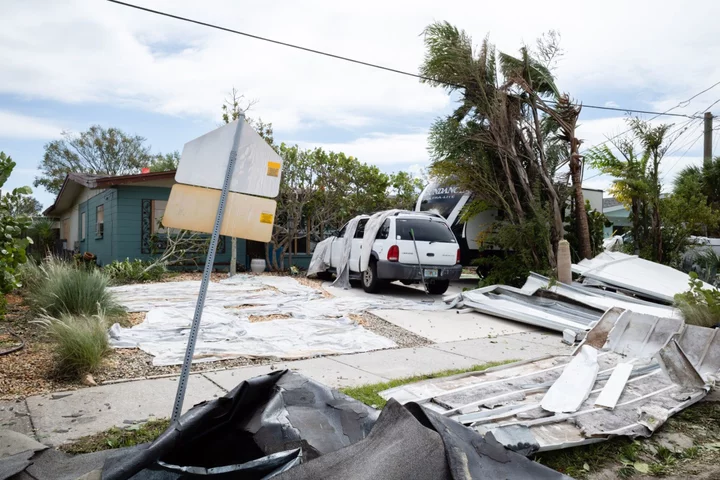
[2,370,571,479]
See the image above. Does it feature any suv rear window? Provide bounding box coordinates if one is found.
[396,219,456,243]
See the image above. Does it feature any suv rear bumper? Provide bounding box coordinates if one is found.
[376,261,462,281]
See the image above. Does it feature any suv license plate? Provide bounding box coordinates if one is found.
[424,269,438,278]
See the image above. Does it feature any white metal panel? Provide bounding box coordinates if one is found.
[175,119,283,198]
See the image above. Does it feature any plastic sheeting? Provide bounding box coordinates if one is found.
[98,371,568,480]
[109,306,397,366]
[331,215,361,289]
[306,237,333,277]
[109,275,320,312]
[109,275,445,365]
[359,209,406,273]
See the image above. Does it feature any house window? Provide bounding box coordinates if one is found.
[62,218,70,241]
[81,212,86,241]
[96,205,104,238]
[151,200,168,234]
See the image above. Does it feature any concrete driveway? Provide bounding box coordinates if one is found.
[324,278,559,344]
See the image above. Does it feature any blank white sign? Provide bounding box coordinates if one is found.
[175,119,283,198]
[162,184,277,242]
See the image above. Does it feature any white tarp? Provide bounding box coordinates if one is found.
[109,275,320,312]
[109,307,396,366]
[306,237,333,277]
[109,275,444,365]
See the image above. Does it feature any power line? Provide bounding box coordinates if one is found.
[662,131,704,179]
[108,0,704,120]
[582,118,701,182]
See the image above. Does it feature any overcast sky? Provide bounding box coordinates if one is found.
[3,0,720,209]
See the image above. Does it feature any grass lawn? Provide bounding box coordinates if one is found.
[340,360,516,409]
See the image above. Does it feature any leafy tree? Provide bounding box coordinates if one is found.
[587,118,676,262]
[36,126,153,194]
[673,156,720,235]
[148,151,180,172]
[0,152,33,295]
[420,22,590,279]
[388,171,424,211]
[661,192,719,266]
[8,194,42,216]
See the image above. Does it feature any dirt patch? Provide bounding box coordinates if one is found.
[349,312,432,349]
[126,312,146,326]
[248,314,292,322]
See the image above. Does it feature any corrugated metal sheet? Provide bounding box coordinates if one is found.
[380,310,719,454]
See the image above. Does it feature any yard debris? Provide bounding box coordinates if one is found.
[379,308,720,455]
[572,251,717,304]
[0,371,570,479]
[447,269,683,339]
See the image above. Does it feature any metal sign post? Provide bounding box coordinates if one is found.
[170,118,243,422]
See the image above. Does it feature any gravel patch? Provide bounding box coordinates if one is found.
[349,312,432,349]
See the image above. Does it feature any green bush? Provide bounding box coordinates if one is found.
[27,258,125,318]
[674,272,720,327]
[104,259,166,285]
[34,312,111,376]
[0,293,7,321]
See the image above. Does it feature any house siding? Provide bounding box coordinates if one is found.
[113,185,245,269]
[77,189,116,266]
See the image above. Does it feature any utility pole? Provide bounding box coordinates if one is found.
[704,112,713,169]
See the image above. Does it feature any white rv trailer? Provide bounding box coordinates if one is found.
[415,181,604,267]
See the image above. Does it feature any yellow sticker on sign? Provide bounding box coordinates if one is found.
[260,212,274,224]
[267,161,281,177]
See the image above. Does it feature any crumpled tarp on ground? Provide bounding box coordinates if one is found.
[109,275,446,365]
[109,306,397,366]
[380,309,720,454]
[0,371,569,480]
[572,251,717,304]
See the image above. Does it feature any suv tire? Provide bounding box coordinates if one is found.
[427,280,450,295]
[362,260,381,293]
[316,271,333,281]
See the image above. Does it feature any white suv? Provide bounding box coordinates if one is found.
[317,212,462,294]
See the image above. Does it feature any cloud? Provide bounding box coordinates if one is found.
[296,132,429,169]
[0,111,64,140]
[2,0,720,135]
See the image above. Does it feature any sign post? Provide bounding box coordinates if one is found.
[166,114,282,422]
[170,119,243,422]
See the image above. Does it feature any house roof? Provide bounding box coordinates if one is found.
[602,197,623,209]
[43,170,176,216]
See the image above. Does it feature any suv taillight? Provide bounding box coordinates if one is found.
[387,245,400,262]
[456,249,461,265]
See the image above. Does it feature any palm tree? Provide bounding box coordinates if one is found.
[419,21,591,268]
[674,157,720,211]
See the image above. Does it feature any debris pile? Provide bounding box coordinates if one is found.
[0,371,570,479]
[379,308,720,454]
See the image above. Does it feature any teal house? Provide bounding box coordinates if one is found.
[43,171,246,269]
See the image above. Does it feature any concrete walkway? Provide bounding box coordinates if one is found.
[5,331,571,446]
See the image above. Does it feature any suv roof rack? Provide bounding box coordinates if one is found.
[393,211,445,220]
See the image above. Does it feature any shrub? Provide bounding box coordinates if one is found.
[674,272,720,327]
[0,293,6,321]
[26,258,125,318]
[34,312,111,376]
[104,259,166,285]
[17,258,44,293]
